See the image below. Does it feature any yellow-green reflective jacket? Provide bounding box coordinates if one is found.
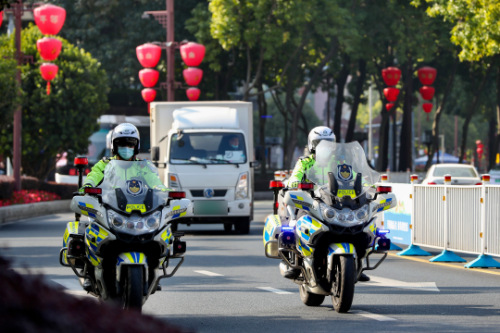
[83,156,168,191]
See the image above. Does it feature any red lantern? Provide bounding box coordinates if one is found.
[418,67,437,85]
[180,42,206,67]
[139,69,159,88]
[383,87,400,102]
[36,37,62,61]
[381,67,401,86]
[385,103,395,112]
[142,88,157,102]
[422,102,433,121]
[136,44,162,68]
[40,63,59,95]
[183,68,203,86]
[186,87,200,101]
[34,4,66,35]
[0,11,3,28]
[476,140,484,160]
[419,86,435,101]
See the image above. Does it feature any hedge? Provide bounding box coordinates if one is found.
[0,176,77,200]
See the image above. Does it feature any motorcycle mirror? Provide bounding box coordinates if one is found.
[354,173,362,196]
[327,172,338,196]
[151,146,160,162]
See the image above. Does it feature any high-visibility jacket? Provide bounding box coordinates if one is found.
[83,156,168,191]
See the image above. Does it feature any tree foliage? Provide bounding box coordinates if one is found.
[0,24,109,180]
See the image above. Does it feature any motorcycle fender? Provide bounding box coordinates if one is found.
[116,252,148,283]
[327,243,356,270]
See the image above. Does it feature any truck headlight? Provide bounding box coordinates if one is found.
[168,173,181,189]
[235,172,248,200]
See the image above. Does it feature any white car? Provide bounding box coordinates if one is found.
[422,163,481,185]
[488,164,500,184]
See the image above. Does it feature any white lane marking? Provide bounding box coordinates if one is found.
[257,287,293,295]
[365,276,440,292]
[352,310,397,321]
[194,270,224,277]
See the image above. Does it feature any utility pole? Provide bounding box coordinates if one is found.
[368,85,373,162]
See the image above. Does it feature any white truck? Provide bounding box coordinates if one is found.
[149,101,257,234]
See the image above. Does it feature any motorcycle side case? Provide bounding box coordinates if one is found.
[263,214,282,257]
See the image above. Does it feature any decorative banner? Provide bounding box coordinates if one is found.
[180,42,206,67]
[419,86,435,101]
[381,67,401,86]
[138,69,159,88]
[186,87,200,101]
[40,63,59,95]
[383,87,400,102]
[183,67,203,86]
[418,67,437,85]
[34,4,66,35]
[136,44,161,68]
[377,183,412,246]
[36,37,62,61]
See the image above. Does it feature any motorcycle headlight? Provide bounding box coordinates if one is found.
[355,205,369,221]
[320,203,336,222]
[107,210,161,235]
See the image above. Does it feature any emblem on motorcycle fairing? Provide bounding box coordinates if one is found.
[203,188,214,198]
[337,164,353,181]
[126,180,144,197]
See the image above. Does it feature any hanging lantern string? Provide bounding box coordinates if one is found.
[47,81,50,95]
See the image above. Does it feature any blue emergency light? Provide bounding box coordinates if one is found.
[376,229,390,236]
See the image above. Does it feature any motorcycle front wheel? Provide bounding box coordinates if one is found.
[331,255,355,313]
[123,266,144,312]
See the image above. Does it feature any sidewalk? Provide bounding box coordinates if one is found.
[0,200,71,224]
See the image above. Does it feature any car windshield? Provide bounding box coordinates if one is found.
[307,141,380,199]
[99,160,169,214]
[433,166,477,177]
[170,133,247,165]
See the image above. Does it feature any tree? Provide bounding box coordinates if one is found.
[0,48,21,138]
[0,24,109,180]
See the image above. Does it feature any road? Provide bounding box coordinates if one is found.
[2,201,500,332]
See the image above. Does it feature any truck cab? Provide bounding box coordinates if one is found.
[150,102,255,234]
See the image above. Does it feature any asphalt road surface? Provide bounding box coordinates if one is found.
[2,201,500,332]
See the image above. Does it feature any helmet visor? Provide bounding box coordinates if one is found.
[115,137,138,148]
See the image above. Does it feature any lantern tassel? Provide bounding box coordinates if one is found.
[47,81,50,95]
[147,102,150,114]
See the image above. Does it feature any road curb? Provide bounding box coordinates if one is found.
[0,200,71,224]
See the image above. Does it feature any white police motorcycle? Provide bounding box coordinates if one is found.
[264,141,396,312]
[60,159,190,311]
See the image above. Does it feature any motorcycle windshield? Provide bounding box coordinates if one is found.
[99,160,170,214]
[307,141,380,199]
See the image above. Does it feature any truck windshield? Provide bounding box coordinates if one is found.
[170,133,247,165]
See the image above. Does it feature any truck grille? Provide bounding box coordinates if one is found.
[190,190,227,197]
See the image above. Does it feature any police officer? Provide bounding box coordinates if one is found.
[282,126,370,282]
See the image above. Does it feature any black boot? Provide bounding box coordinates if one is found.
[358,272,370,282]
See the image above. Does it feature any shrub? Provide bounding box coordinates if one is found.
[39,181,77,200]
[0,176,13,200]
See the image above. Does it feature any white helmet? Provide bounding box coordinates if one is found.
[110,123,140,155]
[307,126,335,153]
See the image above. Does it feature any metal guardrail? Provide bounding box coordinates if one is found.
[390,174,500,268]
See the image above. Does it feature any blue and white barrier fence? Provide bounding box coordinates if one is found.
[376,174,500,268]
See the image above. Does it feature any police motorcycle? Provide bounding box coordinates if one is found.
[59,157,190,311]
[263,141,396,313]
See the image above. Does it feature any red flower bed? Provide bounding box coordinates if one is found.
[0,190,61,207]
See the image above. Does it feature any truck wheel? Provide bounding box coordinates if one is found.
[123,266,143,312]
[224,223,233,232]
[235,217,251,234]
[299,284,325,306]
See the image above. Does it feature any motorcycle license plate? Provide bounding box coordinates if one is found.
[193,200,228,215]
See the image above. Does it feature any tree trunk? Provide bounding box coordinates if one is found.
[257,82,267,177]
[398,59,413,171]
[494,67,500,168]
[284,38,339,169]
[345,59,367,142]
[425,57,458,171]
[333,56,350,141]
[376,113,390,171]
[459,64,494,163]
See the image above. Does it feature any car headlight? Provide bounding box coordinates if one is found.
[235,172,248,200]
[107,210,161,235]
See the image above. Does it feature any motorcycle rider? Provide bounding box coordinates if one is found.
[78,123,168,291]
[283,126,371,282]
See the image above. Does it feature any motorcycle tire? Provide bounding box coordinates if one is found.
[299,284,325,306]
[331,255,355,313]
[235,217,250,235]
[123,266,143,312]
